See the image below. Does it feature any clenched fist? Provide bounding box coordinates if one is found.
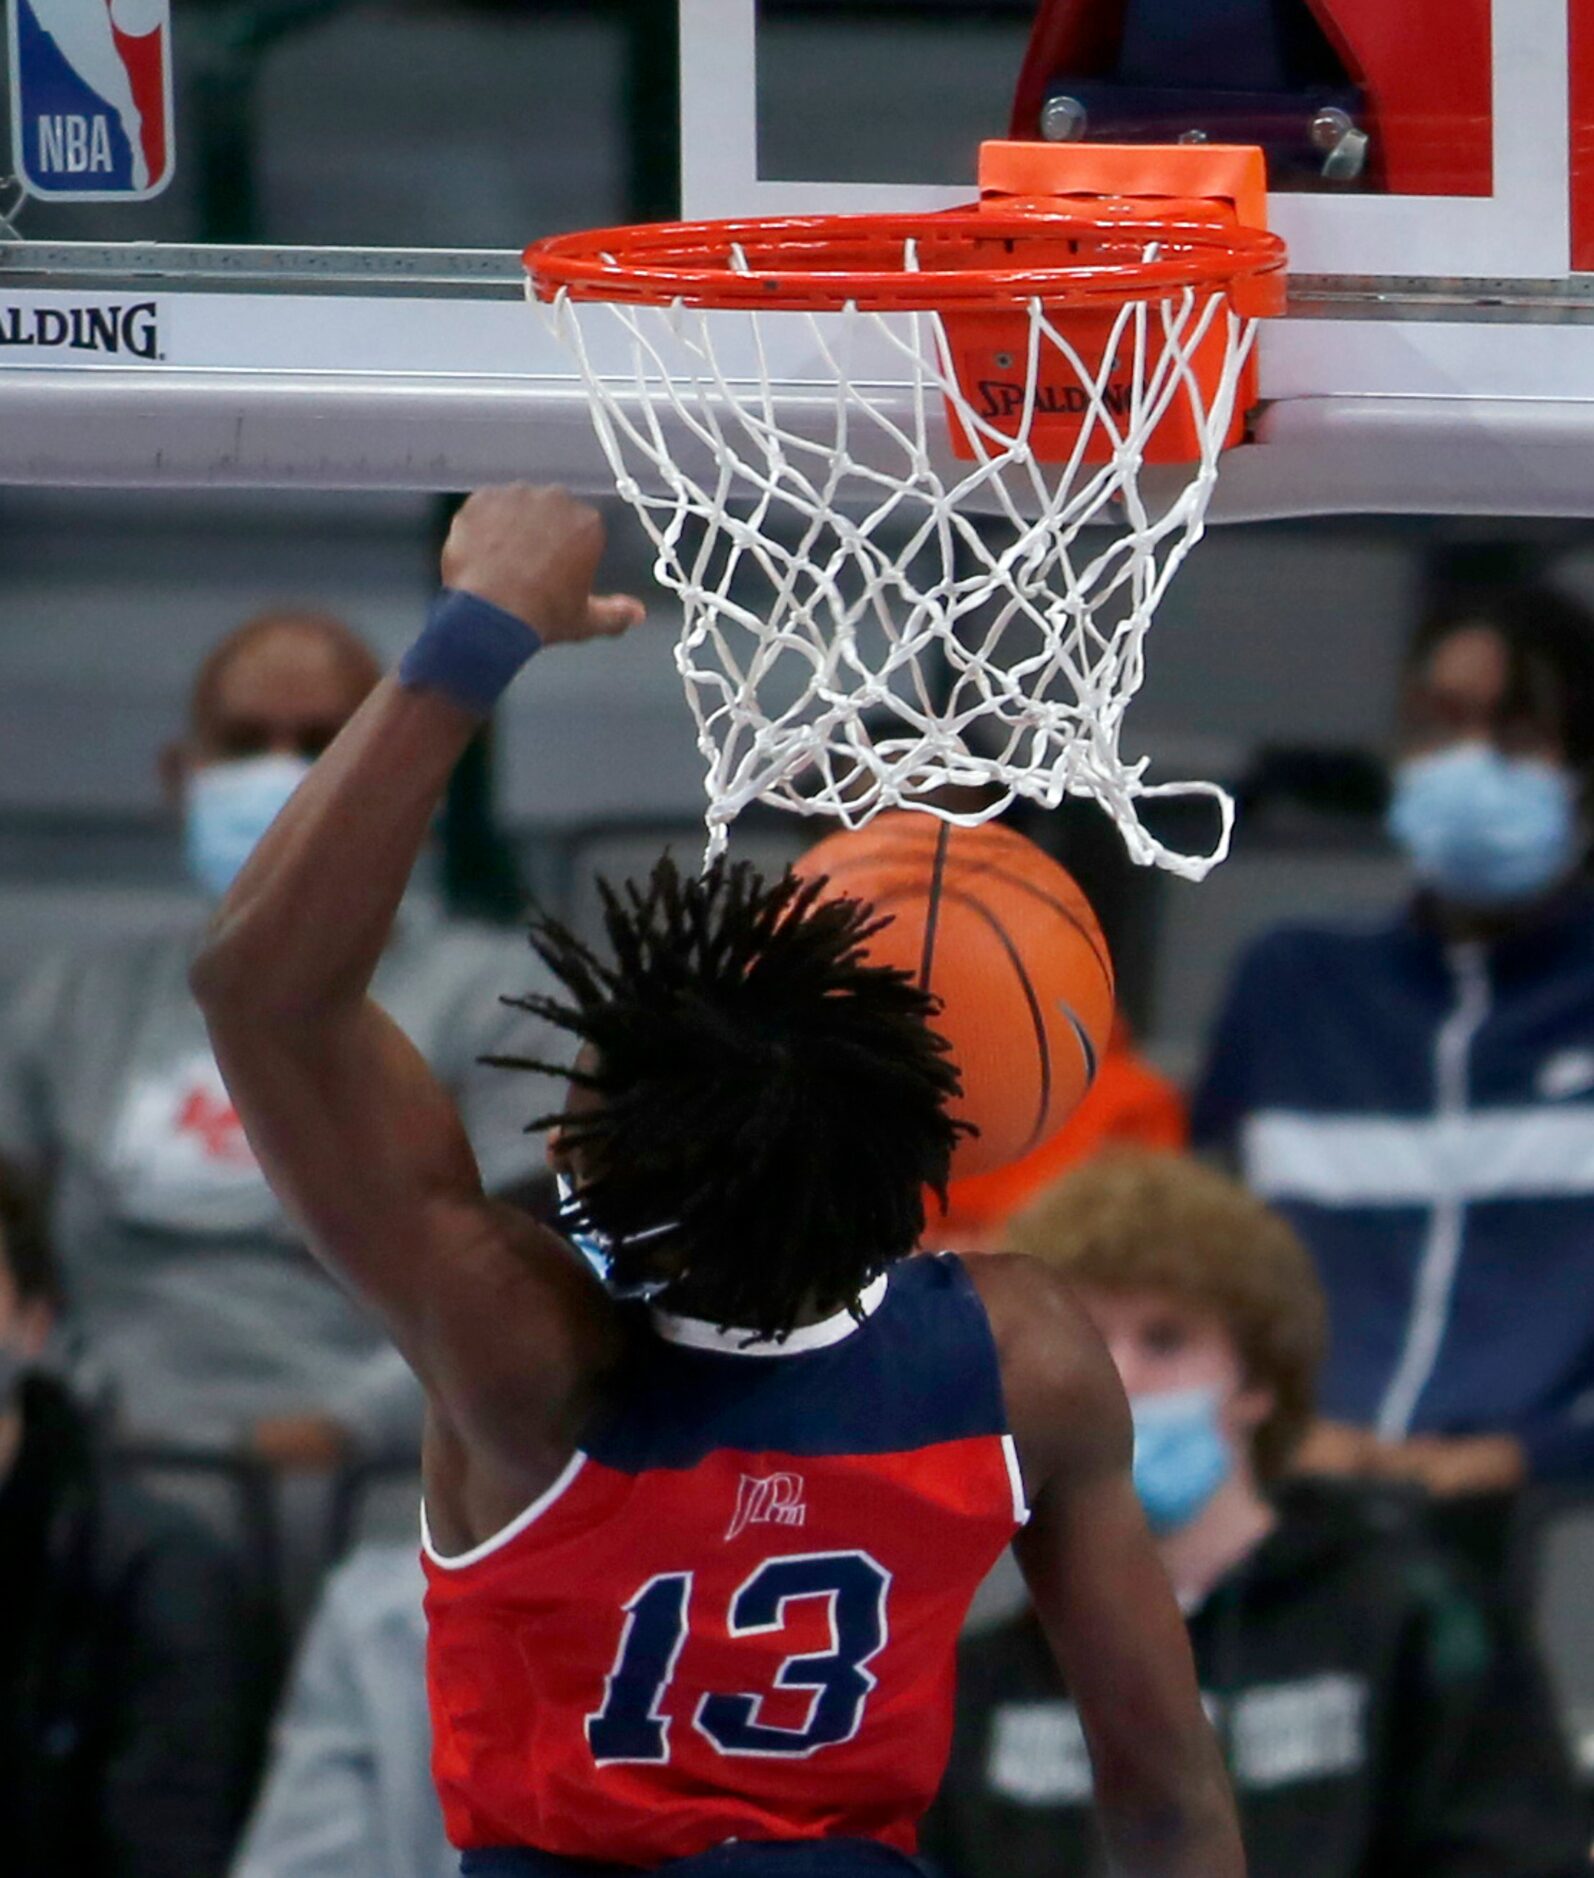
[442,484,647,647]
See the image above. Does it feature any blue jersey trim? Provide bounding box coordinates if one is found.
[583,1254,1010,1473]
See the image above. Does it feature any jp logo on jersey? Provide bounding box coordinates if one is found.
[9,0,173,199]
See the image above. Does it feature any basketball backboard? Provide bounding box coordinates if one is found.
[688,0,1594,518]
[0,0,1591,517]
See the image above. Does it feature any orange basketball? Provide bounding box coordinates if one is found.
[795,813,1115,1181]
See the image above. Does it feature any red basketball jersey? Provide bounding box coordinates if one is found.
[422,1253,1027,1864]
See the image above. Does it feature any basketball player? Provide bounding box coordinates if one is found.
[193,485,1241,1878]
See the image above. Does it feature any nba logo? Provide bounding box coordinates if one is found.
[9,0,174,199]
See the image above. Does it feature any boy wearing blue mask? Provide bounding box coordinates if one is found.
[1193,583,1594,1568]
[924,1151,1587,1878]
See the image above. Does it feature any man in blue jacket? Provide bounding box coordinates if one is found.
[1193,584,1594,1560]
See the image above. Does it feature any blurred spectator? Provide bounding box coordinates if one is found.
[0,1154,256,1875]
[929,1017,1184,1250]
[924,1152,1588,1878]
[1192,587,1594,1567]
[232,1542,450,1878]
[0,609,563,1465]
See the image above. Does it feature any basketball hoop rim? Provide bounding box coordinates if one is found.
[524,208,1287,316]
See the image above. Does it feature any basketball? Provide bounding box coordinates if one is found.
[795,813,1115,1181]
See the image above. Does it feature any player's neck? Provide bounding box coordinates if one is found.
[786,1296,843,1330]
[656,1281,842,1334]
[1154,1473,1276,1612]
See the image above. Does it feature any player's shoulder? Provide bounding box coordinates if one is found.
[957,1251,1130,1484]
[421,1203,625,1493]
[958,1247,1095,1349]
[895,1247,1084,1375]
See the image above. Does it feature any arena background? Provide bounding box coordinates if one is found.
[3,0,1594,1857]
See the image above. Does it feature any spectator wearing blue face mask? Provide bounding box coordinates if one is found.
[923,1152,1586,1878]
[1192,585,1594,1569]
[0,610,566,1467]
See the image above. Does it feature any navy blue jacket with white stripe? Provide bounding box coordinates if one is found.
[1191,884,1594,1479]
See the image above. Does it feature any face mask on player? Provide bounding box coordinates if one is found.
[555,1172,614,1280]
[554,1173,679,1300]
[184,755,311,900]
[1388,742,1579,907]
[1129,1386,1233,1536]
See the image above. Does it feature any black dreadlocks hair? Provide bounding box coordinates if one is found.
[493,855,969,1341]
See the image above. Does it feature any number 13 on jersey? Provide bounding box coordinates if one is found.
[587,1550,892,1764]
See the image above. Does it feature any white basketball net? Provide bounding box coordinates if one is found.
[539,269,1260,879]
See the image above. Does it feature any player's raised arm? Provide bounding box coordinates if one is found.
[190,486,644,1426]
[968,1255,1245,1878]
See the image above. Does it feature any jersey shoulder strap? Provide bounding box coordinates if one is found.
[585,1252,1010,1473]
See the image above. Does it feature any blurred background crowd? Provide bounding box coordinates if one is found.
[7,1,1594,1874]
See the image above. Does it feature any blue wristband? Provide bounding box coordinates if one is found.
[398,589,540,714]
